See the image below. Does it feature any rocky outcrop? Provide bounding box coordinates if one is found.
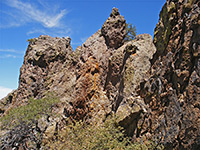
[138,0,200,149]
[103,34,156,136]
[0,36,76,117]
[64,8,127,122]
[101,7,126,49]
[18,36,74,101]
[0,1,199,149]
[65,26,156,125]
[1,8,154,126]
[0,7,127,121]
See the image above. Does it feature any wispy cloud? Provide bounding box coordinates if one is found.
[0,86,13,99]
[0,49,24,54]
[26,29,49,36]
[27,27,72,37]
[0,54,17,59]
[1,0,68,28]
[0,49,24,59]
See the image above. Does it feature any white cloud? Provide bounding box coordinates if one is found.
[26,29,47,36]
[27,27,72,37]
[0,21,22,28]
[0,54,18,59]
[2,0,67,28]
[0,49,24,54]
[0,86,13,99]
[0,49,24,59]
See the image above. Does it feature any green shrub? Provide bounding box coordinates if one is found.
[27,38,36,43]
[0,94,164,150]
[0,93,59,129]
[45,116,164,150]
[124,23,137,42]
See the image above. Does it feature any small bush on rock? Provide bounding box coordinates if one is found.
[0,93,59,129]
[124,23,137,42]
[0,93,59,149]
[46,116,164,150]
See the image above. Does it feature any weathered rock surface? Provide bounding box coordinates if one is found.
[0,1,199,149]
[139,0,200,149]
[19,36,74,100]
[101,7,126,49]
[103,34,156,137]
[0,36,76,110]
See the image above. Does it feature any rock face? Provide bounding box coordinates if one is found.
[18,36,74,101]
[0,36,75,113]
[139,0,200,149]
[0,2,199,149]
[101,7,126,49]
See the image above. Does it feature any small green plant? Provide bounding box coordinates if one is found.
[124,23,137,42]
[0,93,59,129]
[27,38,36,43]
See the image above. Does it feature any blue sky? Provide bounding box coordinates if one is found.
[0,0,165,99]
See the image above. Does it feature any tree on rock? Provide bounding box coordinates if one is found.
[124,23,137,42]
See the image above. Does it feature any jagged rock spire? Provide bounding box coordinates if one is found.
[101,7,126,49]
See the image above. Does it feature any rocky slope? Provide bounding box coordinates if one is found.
[0,0,199,149]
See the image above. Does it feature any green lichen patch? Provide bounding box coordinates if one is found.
[124,65,135,89]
